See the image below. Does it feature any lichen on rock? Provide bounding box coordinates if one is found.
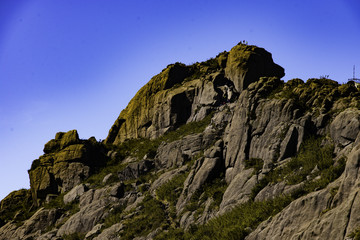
[28,130,107,206]
[106,43,285,146]
[4,42,360,240]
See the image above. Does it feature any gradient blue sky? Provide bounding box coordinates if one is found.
[1,0,360,200]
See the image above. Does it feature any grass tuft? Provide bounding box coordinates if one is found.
[121,195,167,239]
[87,112,213,187]
[157,172,188,206]
[155,195,292,240]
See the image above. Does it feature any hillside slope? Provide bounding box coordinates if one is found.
[1,42,360,240]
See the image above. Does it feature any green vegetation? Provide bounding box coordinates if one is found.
[183,56,222,82]
[62,233,86,240]
[281,137,334,185]
[251,136,345,199]
[270,78,360,114]
[204,177,228,210]
[291,157,345,199]
[244,158,264,174]
[88,112,213,187]
[110,111,213,160]
[44,194,80,218]
[154,136,345,239]
[102,204,126,229]
[121,195,167,239]
[137,171,163,186]
[157,172,188,206]
[202,57,220,71]
[155,195,292,240]
[86,162,126,187]
[348,227,360,240]
[184,176,227,215]
[0,189,34,227]
[186,195,291,240]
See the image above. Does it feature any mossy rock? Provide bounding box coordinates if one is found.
[0,189,33,227]
[29,130,108,206]
[225,43,285,92]
[44,130,80,153]
[105,65,187,144]
[272,77,360,114]
[54,144,87,163]
[106,44,285,146]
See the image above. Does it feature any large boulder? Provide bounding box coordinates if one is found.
[225,43,285,92]
[118,159,155,181]
[176,141,224,214]
[63,184,89,205]
[0,208,62,240]
[219,168,255,214]
[154,133,205,169]
[28,130,107,206]
[43,130,80,154]
[223,77,308,183]
[57,198,110,236]
[105,63,193,145]
[330,108,360,147]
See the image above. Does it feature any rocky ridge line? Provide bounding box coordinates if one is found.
[1,42,360,239]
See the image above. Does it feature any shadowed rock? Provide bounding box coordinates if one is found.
[5,42,360,240]
[105,44,284,145]
[225,43,285,92]
[118,159,155,181]
[28,130,107,206]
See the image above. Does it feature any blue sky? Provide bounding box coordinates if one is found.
[1,0,359,200]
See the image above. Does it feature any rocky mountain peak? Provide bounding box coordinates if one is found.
[106,43,284,146]
[2,43,360,240]
[225,43,284,91]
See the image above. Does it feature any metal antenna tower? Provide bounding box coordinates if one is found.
[349,65,360,83]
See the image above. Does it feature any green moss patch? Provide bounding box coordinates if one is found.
[0,189,34,227]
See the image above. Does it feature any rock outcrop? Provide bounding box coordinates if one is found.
[246,140,360,240]
[3,42,360,240]
[28,130,107,206]
[225,44,284,92]
[105,44,283,146]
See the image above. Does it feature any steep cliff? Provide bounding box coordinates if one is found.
[1,42,360,240]
[105,44,284,145]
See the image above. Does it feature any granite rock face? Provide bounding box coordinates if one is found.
[3,43,360,239]
[28,130,107,206]
[330,108,360,147]
[246,142,360,240]
[105,44,283,146]
[225,44,285,92]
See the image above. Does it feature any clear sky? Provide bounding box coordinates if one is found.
[1,0,360,201]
